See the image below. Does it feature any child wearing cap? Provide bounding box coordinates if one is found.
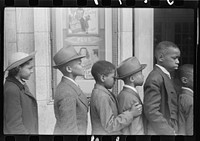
[53,46,89,134]
[177,64,193,135]
[90,60,142,135]
[116,56,146,135]
[143,41,181,135]
[4,51,38,134]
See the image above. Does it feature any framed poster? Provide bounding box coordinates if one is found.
[68,8,99,35]
[74,45,99,80]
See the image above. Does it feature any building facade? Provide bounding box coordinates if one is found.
[4,8,196,134]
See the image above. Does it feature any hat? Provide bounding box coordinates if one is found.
[115,56,147,79]
[5,51,36,71]
[53,46,85,69]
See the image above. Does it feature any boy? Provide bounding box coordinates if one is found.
[178,64,193,135]
[116,57,147,135]
[90,60,142,135]
[4,51,38,134]
[143,41,181,135]
[53,46,89,134]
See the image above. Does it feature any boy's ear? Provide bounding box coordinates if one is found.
[100,74,105,82]
[65,66,72,73]
[130,75,135,83]
[158,53,164,62]
[181,77,188,84]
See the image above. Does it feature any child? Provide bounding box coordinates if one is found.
[53,46,89,134]
[4,51,38,134]
[143,41,181,135]
[90,60,142,135]
[178,64,193,135]
[116,56,147,135]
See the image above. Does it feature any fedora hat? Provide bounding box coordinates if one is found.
[5,51,36,71]
[53,46,85,69]
[115,56,147,79]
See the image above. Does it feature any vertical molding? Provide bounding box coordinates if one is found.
[134,9,154,101]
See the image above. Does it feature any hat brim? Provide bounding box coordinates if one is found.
[5,51,36,71]
[53,54,86,69]
[115,64,147,79]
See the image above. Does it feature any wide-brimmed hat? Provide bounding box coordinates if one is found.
[115,56,147,79]
[53,46,85,69]
[5,51,36,71]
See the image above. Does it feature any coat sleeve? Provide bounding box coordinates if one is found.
[4,87,29,134]
[97,95,134,133]
[57,96,79,134]
[143,78,175,135]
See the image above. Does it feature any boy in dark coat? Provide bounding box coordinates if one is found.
[53,46,89,134]
[4,51,38,134]
[143,41,181,135]
[178,64,193,135]
[116,56,147,135]
[90,60,142,135]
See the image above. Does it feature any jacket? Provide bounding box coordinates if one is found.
[143,66,178,135]
[90,84,134,135]
[4,76,38,134]
[178,87,193,135]
[117,86,144,135]
[53,76,88,134]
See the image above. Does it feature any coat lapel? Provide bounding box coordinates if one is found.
[62,77,88,109]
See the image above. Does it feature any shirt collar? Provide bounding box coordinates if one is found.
[63,76,78,86]
[124,84,138,93]
[156,64,171,79]
[182,87,193,94]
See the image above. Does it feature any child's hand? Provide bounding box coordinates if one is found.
[130,102,142,117]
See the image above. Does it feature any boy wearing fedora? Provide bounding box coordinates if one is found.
[4,51,38,134]
[116,56,146,135]
[143,41,180,135]
[90,60,142,135]
[53,46,89,134]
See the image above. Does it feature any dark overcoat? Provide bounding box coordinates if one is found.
[117,87,144,135]
[53,76,88,134]
[143,66,178,135]
[4,76,38,134]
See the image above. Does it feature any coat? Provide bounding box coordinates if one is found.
[143,66,178,135]
[4,76,38,134]
[90,84,134,135]
[117,86,144,135]
[53,76,88,135]
[178,87,193,135]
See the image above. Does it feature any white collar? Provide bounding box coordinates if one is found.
[63,76,78,86]
[124,85,138,93]
[156,64,171,79]
[182,87,193,94]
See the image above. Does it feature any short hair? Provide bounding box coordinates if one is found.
[8,58,33,77]
[155,41,179,60]
[91,60,116,82]
[178,64,193,80]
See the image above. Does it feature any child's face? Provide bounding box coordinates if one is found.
[103,71,116,89]
[182,69,193,90]
[132,71,144,86]
[161,47,180,72]
[18,61,34,80]
[70,59,85,77]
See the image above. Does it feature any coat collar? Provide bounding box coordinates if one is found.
[61,76,88,108]
[94,83,119,107]
[181,87,193,97]
[122,86,142,103]
[6,76,36,99]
